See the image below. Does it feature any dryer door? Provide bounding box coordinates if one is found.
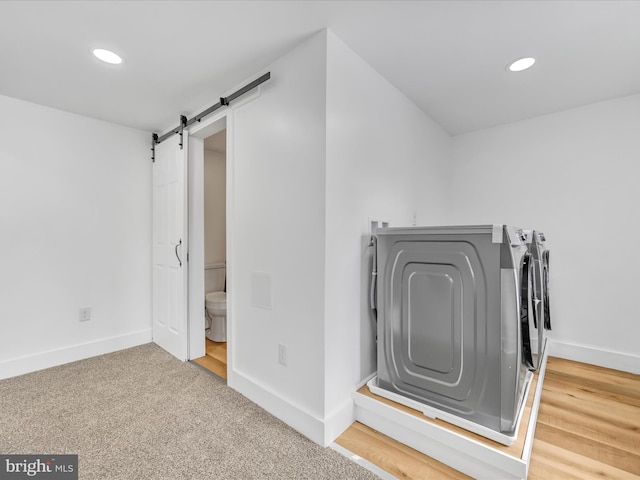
[543,250,551,330]
[530,250,547,370]
[520,253,535,370]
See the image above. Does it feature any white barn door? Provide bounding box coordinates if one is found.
[152,133,188,361]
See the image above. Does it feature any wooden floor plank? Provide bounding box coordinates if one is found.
[534,422,640,475]
[541,375,640,419]
[528,439,640,480]
[544,357,640,407]
[192,354,227,380]
[193,339,228,380]
[545,357,639,384]
[205,340,227,364]
[536,399,640,454]
[336,422,471,480]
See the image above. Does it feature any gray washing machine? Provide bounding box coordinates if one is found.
[372,225,534,440]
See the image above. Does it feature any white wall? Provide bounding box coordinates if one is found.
[203,149,226,266]
[324,31,452,441]
[0,95,152,379]
[450,94,640,372]
[227,29,453,445]
[229,31,328,441]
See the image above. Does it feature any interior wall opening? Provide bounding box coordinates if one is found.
[184,111,229,378]
[194,128,228,380]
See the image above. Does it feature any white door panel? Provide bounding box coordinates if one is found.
[153,134,188,361]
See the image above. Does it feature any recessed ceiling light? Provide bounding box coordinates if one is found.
[92,48,123,65]
[507,57,535,72]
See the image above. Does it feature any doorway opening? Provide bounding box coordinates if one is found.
[184,113,231,382]
[193,129,228,380]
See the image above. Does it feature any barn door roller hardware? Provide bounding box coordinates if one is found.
[151,133,158,162]
[151,72,271,161]
[178,115,187,149]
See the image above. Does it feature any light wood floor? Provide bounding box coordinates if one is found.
[336,357,640,479]
[193,338,227,381]
[529,357,640,479]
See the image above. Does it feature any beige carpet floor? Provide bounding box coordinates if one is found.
[0,343,379,479]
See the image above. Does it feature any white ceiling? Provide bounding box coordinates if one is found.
[1,1,639,136]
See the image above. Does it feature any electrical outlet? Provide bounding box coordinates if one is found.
[79,307,91,322]
[278,344,287,366]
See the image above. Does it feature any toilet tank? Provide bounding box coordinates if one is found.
[205,263,226,294]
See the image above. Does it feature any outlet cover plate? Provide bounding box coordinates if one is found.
[278,344,287,366]
[79,307,91,322]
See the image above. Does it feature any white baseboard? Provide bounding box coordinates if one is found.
[229,369,359,447]
[550,339,640,374]
[0,329,152,380]
[229,369,326,446]
[323,397,356,446]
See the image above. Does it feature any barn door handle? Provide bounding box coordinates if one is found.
[175,239,182,267]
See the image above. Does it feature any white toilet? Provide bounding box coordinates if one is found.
[204,264,227,342]
[205,291,227,342]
